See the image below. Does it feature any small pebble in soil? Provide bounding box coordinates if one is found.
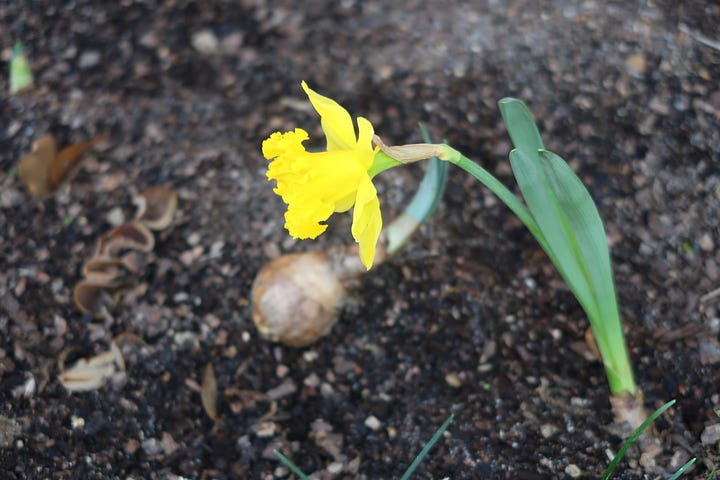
[445,372,463,388]
[142,438,162,456]
[191,29,219,55]
[540,423,559,439]
[70,416,85,429]
[364,415,382,431]
[564,464,581,478]
[78,50,100,68]
[701,423,720,445]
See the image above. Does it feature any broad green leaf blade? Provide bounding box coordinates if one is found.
[537,151,620,339]
[537,150,634,392]
[509,148,598,319]
[498,98,545,153]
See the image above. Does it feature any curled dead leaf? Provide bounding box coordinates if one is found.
[82,257,131,285]
[201,362,219,420]
[58,344,125,392]
[96,223,155,257]
[134,185,178,231]
[73,280,124,318]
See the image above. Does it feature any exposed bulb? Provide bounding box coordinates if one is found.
[251,244,384,347]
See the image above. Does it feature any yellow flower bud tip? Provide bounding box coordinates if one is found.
[372,135,445,164]
[261,83,383,270]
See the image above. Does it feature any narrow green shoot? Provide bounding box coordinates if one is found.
[601,399,675,480]
[667,458,697,480]
[399,414,455,480]
[10,42,34,94]
[273,449,310,480]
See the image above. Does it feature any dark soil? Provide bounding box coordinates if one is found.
[2,1,719,478]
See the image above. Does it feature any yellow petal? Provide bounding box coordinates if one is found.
[302,81,356,152]
[355,116,378,168]
[351,175,382,269]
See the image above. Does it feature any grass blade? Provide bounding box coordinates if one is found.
[399,414,455,480]
[273,449,310,480]
[667,458,696,480]
[601,400,676,480]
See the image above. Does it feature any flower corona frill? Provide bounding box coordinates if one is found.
[262,82,382,269]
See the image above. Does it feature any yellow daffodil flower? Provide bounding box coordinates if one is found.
[262,81,382,269]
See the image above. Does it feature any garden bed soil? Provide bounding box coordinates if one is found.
[1,1,719,478]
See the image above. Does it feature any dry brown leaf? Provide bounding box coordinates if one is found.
[201,362,219,420]
[17,133,106,198]
[96,223,155,257]
[134,185,178,231]
[82,257,129,284]
[49,135,106,188]
[17,134,57,198]
[58,344,125,392]
[73,280,123,318]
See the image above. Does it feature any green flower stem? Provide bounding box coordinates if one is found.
[437,145,554,259]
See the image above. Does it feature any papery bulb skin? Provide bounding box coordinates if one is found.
[252,252,347,347]
[251,244,383,347]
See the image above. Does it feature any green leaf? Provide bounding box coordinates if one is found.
[498,98,545,153]
[509,148,596,317]
[536,151,625,346]
[500,98,635,394]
